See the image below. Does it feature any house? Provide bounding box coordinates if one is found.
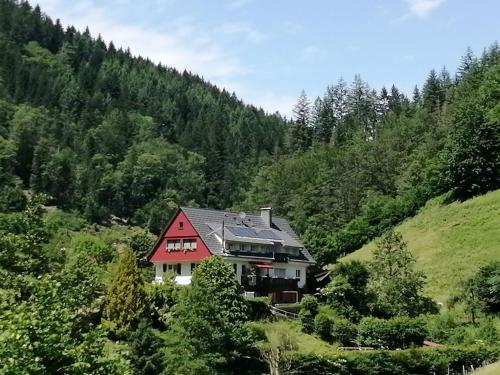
[147,207,316,303]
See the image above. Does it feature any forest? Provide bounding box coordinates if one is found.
[0,0,499,374]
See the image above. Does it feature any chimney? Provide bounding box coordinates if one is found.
[260,207,272,228]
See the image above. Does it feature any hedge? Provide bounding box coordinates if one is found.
[287,346,499,375]
[246,297,271,320]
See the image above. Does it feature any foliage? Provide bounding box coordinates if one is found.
[128,320,165,375]
[246,296,272,321]
[321,260,371,321]
[314,313,333,342]
[103,248,146,337]
[369,230,438,317]
[0,277,127,374]
[475,262,500,314]
[451,262,500,323]
[357,316,427,349]
[287,346,500,375]
[330,317,357,346]
[129,228,155,264]
[70,233,115,265]
[299,295,319,333]
[444,56,500,200]
[145,275,179,329]
[163,256,254,374]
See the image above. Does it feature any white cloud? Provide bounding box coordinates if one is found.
[406,0,446,18]
[217,79,296,118]
[33,0,295,115]
[34,0,248,80]
[215,22,267,43]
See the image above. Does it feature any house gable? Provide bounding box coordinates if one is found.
[148,210,212,263]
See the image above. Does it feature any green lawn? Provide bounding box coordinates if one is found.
[472,361,500,375]
[253,320,339,355]
[342,190,500,303]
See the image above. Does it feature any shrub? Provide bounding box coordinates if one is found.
[314,313,333,341]
[299,296,319,333]
[70,234,115,265]
[246,297,271,321]
[301,296,319,315]
[330,317,357,346]
[357,316,427,349]
[287,346,500,375]
[146,275,179,328]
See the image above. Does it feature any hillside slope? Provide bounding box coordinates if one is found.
[342,189,500,303]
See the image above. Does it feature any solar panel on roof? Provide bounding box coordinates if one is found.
[226,226,282,241]
[257,229,281,240]
[227,226,256,238]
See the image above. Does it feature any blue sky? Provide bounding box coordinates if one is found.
[35,0,499,117]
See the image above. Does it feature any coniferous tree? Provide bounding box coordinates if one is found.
[103,247,146,336]
[290,90,312,152]
[422,69,445,112]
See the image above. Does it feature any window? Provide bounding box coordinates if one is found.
[166,263,181,275]
[274,268,286,278]
[295,269,301,279]
[166,239,181,251]
[162,264,167,273]
[228,242,241,251]
[191,263,197,272]
[183,239,197,251]
[178,221,184,230]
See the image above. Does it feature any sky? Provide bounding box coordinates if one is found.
[34,0,500,117]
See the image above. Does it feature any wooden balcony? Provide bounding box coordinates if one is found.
[241,275,298,294]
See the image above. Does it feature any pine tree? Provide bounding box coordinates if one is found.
[412,85,421,105]
[311,97,332,144]
[456,46,476,80]
[103,248,146,336]
[290,90,312,152]
[422,69,444,112]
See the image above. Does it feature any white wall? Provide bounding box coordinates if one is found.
[154,260,308,288]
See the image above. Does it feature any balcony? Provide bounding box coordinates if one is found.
[241,275,298,294]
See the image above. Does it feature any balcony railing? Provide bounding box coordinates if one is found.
[241,275,298,294]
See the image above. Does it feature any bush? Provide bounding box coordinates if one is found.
[70,234,115,265]
[276,303,301,315]
[299,296,319,333]
[330,317,357,346]
[0,186,26,212]
[357,316,427,349]
[314,313,333,341]
[146,276,179,328]
[246,297,271,321]
[287,346,500,375]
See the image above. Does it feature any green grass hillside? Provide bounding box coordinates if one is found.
[473,361,500,375]
[342,190,500,303]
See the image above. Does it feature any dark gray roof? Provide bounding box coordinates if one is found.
[181,207,315,264]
